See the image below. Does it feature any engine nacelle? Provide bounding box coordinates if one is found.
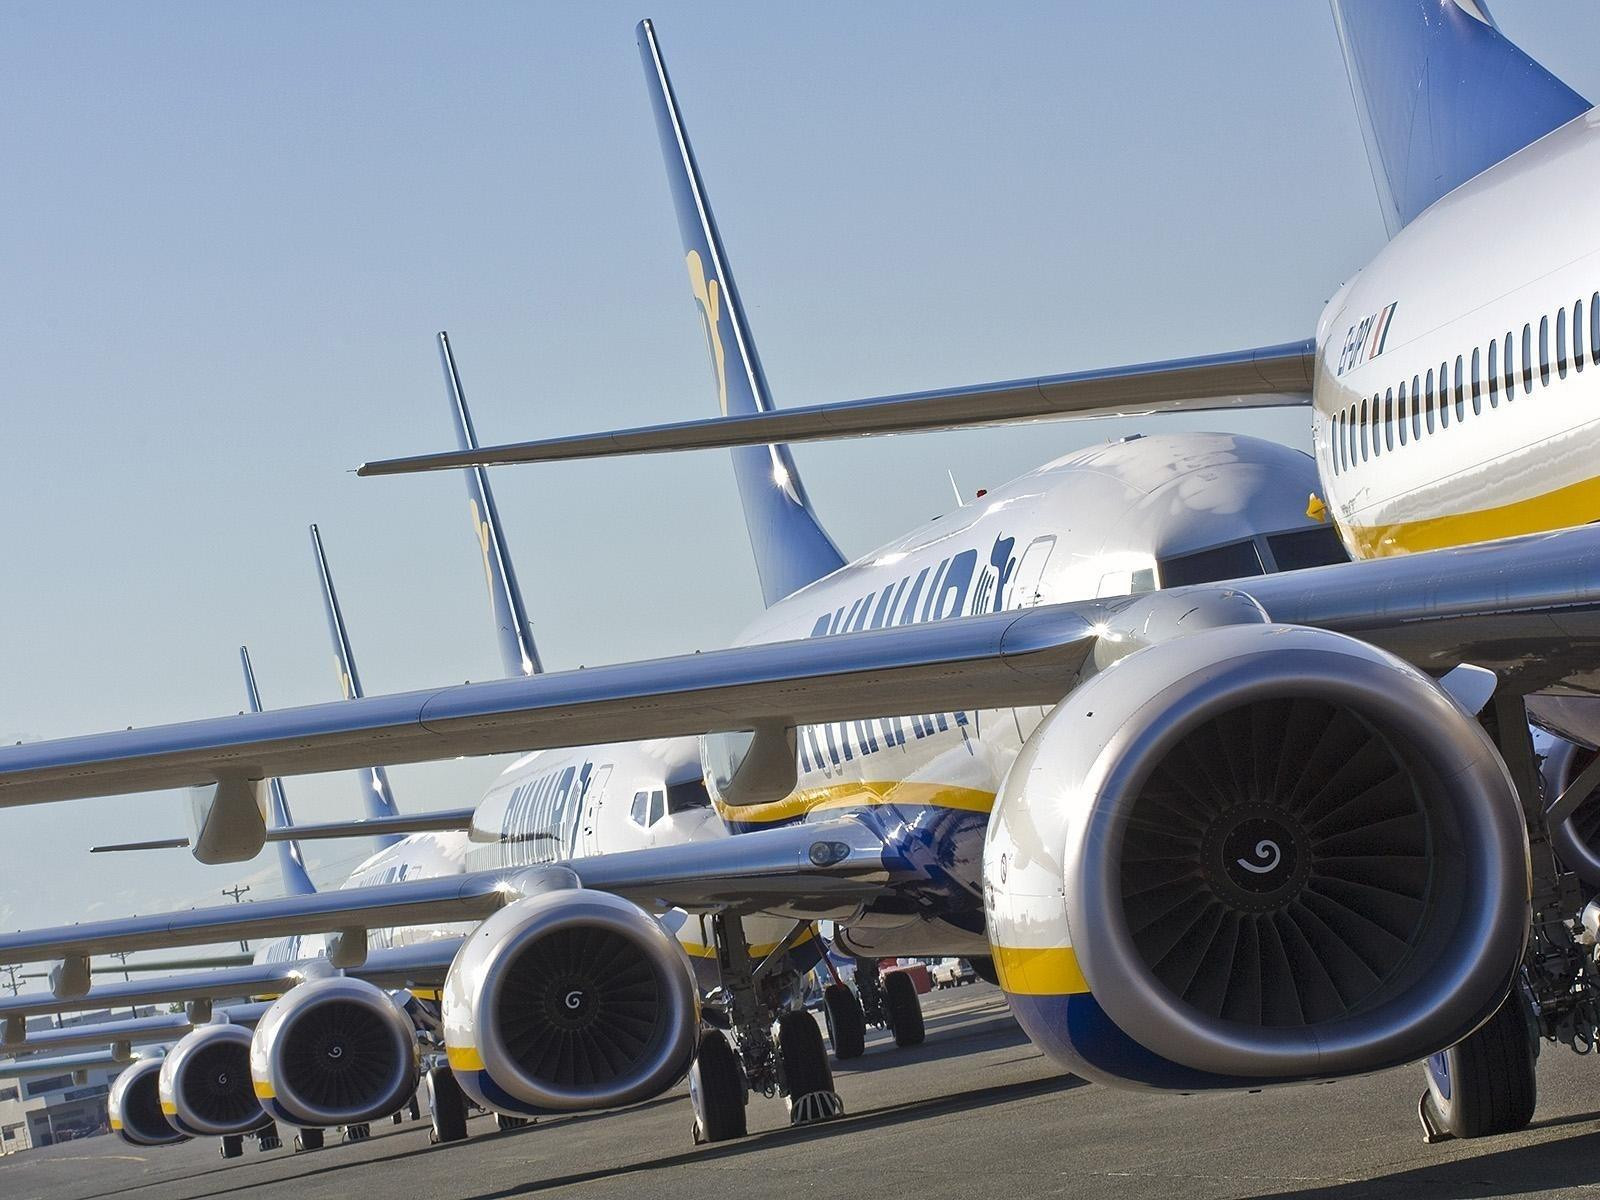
[444,887,699,1118]
[158,1023,272,1137]
[250,976,419,1128]
[1537,731,1600,886]
[109,1057,188,1146]
[984,622,1529,1090]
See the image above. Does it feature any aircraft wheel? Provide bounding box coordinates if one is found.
[219,1135,244,1159]
[1422,988,1537,1139]
[427,1065,469,1144]
[495,1113,532,1132]
[689,1029,747,1143]
[409,1096,422,1121]
[883,970,925,1048]
[256,1123,281,1151]
[342,1122,371,1143]
[776,1010,842,1125]
[294,1128,324,1152]
[969,956,999,986]
[822,984,866,1060]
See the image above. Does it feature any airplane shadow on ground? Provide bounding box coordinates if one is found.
[1242,1118,1600,1200]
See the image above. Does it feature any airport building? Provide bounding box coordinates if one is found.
[0,1007,161,1155]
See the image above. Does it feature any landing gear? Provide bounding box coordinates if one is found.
[342,1123,371,1143]
[1420,988,1538,1141]
[822,983,866,1060]
[219,1134,244,1159]
[689,1028,748,1143]
[294,1128,325,1153]
[256,1123,281,1152]
[426,1064,469,1144]
[495,1113,532,1132]
[883,970,926,1047]
[855,958,887,1028]
[408,1096,422,1121]
[776,1010,843,1126]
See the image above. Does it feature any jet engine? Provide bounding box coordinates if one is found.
[1537,731,1600,886]
[250,976,419,1128]
[443,885,699,1118]
[984,622,1530,1091]
[109,1057,188,1146]
[158,1023,272,1138]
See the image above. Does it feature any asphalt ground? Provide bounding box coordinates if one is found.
[7,982,1600,1200]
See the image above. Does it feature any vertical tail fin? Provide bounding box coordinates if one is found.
[1330,0,1589,237]
[308,524,404,844]
[239,647,317,897]
[637,19,845,606]
[438,331,544,677]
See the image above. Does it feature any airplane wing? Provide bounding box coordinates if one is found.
[1,1047,135,1077]
[0,817,893,967]
[89,807,479,854]
[4,525,1600,813]
[0,940,465,1020]
[0,1003,271,1056]
[357,340,1315,475]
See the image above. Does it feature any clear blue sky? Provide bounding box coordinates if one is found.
[2,2,1597,976]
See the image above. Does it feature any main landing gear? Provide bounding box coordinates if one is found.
[853,958,925,1048]
[692,915,843,1143]
[256,1123,281,1152]
[426,1063,469,1145]
[495,1113,533,1133]
[1420,987,1538,1142]
[822,983,866,1060]
[294,1127,325,1153]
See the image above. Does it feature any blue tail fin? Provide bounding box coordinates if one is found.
[438,332,544,677]
[637,20,845,606]
[308,524,404,845]
[239,647,317,897]
[1331,0,1589,237]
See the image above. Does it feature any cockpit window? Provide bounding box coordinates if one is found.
[647,789,666,826]
[666,779,712,814]
[629,790,649,826]
[1267,527,1349,572]
[1156,539,1264,588]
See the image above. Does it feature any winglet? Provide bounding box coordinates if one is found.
[308,525,404,841]
[637,19,845,606]
[438,332,544,678]
[240,647,317,896]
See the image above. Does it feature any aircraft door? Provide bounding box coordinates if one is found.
[576,765,611,858]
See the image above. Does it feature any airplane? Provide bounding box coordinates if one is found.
[5,3,1600,1152]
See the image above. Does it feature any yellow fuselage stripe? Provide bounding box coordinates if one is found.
[1342,470,1600,558]
[715,780,996,826]
[992,945,1090,996]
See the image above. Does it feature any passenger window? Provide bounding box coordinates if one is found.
[1578,297,1587,370]
[1360,396,1369,461]
[1471,346,1482,414]
[1488,338,1498,406]
[1422,376,1434,435]
[648,790,666,826]
[1523,323,1534,394]
[1383,390,1393,452]
[629,790,648,826]
[1505,331,1515,396]
[1397,390,1407,445]
[1591,292,1600,362]
[1558,310,1568,378]
[1539,316,1550,386]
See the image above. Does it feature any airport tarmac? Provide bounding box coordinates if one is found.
[7,982,1600,1200]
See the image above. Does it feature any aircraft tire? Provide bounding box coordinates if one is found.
[822,984,866,1060]
[257,1123,281,1151]
[295,1128,324,1152]
[219,1135,243,1159]
[883,970,925,1048]
[689,1029,747,1143]
[1423,988,1537,1139]
[427,1065,469,1145]
[777,1010,834,1101]
[495,1113,531,1132]
[970,956,999,986]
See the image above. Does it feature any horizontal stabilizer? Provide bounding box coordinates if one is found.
[90,807,476,853]
[358,340,1314,475]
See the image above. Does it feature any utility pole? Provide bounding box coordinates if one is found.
[0,965,20,997]
[109,951,137,1017]
[222,884,252,953]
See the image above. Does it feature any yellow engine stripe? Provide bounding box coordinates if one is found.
[109,1118,123,1131]
[159,1101,177,1116]
[1342,470,1600,558]
[252,1079,275,1100]
[715,780,996,826]
[446,1044,485,1073]
[992,945,1090,996]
